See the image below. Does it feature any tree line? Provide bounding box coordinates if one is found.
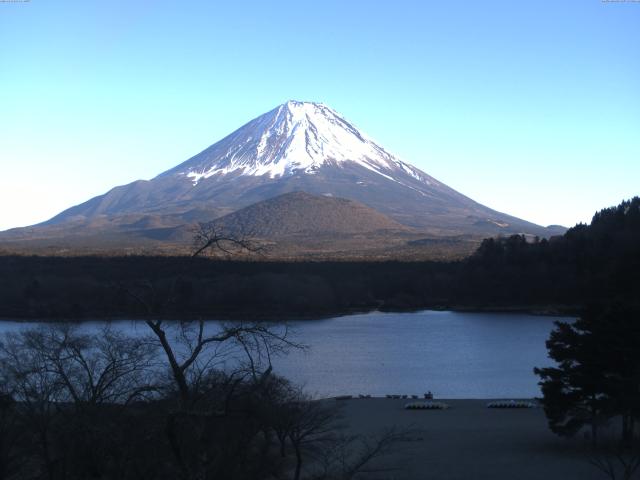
[3,197,638,321]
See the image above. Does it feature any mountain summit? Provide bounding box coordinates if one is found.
[163,100,430,186]
[32,100,560,242]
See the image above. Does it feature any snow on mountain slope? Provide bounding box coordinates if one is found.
[163,100,434,189]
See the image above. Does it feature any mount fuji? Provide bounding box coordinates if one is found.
[2,101,563,255]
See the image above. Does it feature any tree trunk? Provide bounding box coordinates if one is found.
[293,441,302,480]
[590,401,599,447]
[146,321,191,407]
[165,413,190,480]
[279,437,286,458]
[38,427,56,480]
[622,413,633,447]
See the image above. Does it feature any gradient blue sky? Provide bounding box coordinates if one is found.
[1,0,639,231]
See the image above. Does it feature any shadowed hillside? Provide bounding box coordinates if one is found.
[217,191,411,237]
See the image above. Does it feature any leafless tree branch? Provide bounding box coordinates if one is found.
[192,221,264,258]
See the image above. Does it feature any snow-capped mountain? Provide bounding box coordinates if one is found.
[40,100,558,237]
[165,100,432,188]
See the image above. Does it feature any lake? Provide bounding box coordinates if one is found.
[0,310,571,399]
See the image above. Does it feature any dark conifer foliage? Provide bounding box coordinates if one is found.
[535,304,640,445]
[532,197,640,445]
[467,196,640,309]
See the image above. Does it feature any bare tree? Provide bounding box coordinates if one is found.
[588,429,640,480]
[11,325,159,407]
[320,427,415,480]
[115,223,378,480]
[1,329,69,480]
[265,383,417,480]
[144,318,301,409]
[287,397,342,480]
[590,452,640,480]
[0,325,161,480]
[0,389,23,480]
[192,221,262,258]
[121,222,298,409]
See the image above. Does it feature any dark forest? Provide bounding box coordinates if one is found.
[1,197,638,321]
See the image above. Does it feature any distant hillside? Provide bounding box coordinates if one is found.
[216,191,411,238]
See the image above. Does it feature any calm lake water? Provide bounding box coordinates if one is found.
[0,310,572,399]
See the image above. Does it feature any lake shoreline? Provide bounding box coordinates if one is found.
[0,311,561,400]
[0,304,580,323]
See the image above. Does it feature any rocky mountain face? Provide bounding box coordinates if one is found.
[1,101,564,257]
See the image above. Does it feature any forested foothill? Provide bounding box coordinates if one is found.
[0,197,638,321]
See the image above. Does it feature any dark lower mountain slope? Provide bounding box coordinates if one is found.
[0,192,479,259]
[216,191,411,238]
[41,158,557,238]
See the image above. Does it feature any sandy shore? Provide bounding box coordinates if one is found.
[332,398,602,480]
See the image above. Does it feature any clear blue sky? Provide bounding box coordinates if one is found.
[1,0,638,231]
